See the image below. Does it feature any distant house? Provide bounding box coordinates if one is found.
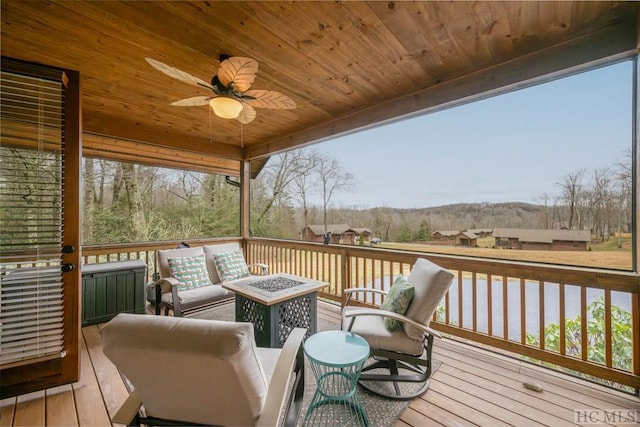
[301,224,372,245]
[351,227,373,244]
[466,228,493,237]
[492,228,591,251]
[456,231,478,247]
[432,230,458,241]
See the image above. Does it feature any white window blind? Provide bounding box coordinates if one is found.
[0,71,66,367]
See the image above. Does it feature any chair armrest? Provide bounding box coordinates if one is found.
[112,389,142,425]
[344,308,442,339]
[257,328,306,427]
[248,263,269,275]
[344,287,389,296]
[152,277,180,293]
[344,287,388,306]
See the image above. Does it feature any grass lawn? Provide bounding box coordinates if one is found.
[380,234,632,270]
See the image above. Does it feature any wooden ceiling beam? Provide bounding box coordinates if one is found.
[82,133,240,175]
[82,147,238,176]
[246,23,638,160]
[82,111,243,160]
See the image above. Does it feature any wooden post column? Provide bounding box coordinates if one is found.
[240,160,251,239]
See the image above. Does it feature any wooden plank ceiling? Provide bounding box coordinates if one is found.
[1,1,638,177]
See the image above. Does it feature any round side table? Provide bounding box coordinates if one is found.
[303,330,370,427]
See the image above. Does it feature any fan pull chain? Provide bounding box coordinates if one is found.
[240,123,244,149]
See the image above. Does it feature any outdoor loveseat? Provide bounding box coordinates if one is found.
[148,242,267,316]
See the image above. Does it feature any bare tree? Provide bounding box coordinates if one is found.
[290,150,320,239]
[316,154,355,231]
[588,168,613,240]
[536,193,553,229]
[557,169,586,229]
[614,148,633,237]
[252,150,317,234]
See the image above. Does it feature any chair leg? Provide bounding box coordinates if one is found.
[386,359,402,396]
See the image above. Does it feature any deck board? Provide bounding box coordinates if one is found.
[82,325,129,422]
[1,303,638,427]
[44,384,78,427]
[0,397,16,427]
[73,328,112,427]
[14,391,44,427]
[435,350,581,424]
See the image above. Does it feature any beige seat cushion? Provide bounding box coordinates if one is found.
[101,314,268,426]
[342,307,424,355]
[160,284,232,309]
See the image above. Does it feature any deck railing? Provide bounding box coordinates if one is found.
[244,237,640,391]
[81,237,640,390]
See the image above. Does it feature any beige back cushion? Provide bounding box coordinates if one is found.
[203,242,243,283]
[157,246,204,279]
[101,314,268,426]
[404,258,455,341]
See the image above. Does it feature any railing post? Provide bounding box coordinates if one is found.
[340,248,350,307]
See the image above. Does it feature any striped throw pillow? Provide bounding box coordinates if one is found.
[213,250,250,282]
[168,254,211,290]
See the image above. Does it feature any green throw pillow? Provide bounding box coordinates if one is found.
[168,254,211,291]
[213,250,251,281]
[380,276,415,332]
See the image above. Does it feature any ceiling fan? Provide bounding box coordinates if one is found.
[145,55,296,124]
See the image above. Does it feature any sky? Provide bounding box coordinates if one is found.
[304,60,632,209]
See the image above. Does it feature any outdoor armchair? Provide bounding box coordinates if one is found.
[101,313,306,427]
[342,257,454,400]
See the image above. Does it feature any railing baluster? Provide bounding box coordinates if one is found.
[458,272,463,328]
[633,291,640,378]
[503,276,508,340]
[539,280,545,351]
[520,278,526,345]
[560,283,566,355]
[472,272,477,332]
[487,273,492,336]
[445,284,450,325]
[581,286,588,361]
[605,289,612,367]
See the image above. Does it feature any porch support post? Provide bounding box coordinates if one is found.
[240,160,251,239]
[633,53,640,385]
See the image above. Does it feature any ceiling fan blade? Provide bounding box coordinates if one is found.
[145,57,214,90]
[236,104,256,124]
[218,57,258,93]
[242,89,296,109]
[170,96,212,106]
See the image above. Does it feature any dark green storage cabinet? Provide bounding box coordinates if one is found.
[81,260,147,326]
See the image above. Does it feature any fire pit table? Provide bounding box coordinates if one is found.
[222,273,329,348]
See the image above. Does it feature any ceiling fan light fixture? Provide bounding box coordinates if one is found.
[210,96,243,119]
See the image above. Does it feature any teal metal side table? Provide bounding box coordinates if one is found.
[303,330,370,426]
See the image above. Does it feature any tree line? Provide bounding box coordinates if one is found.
[80,148,632,245]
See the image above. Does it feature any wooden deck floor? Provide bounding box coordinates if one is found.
[1,302,638,426]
